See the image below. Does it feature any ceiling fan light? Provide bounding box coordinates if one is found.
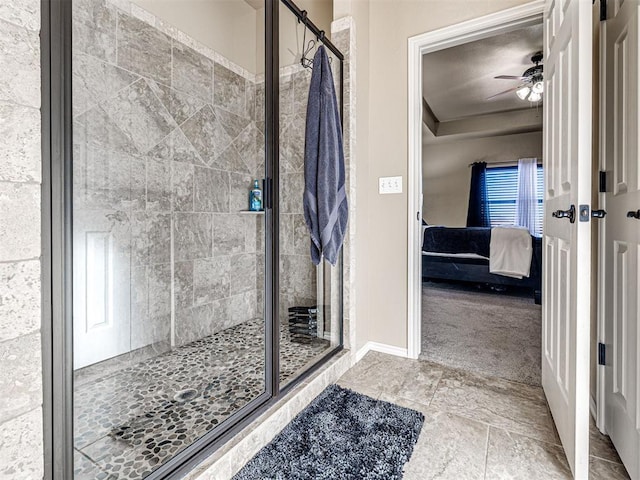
[532,81,544,94]
[516,86,531,100]
[528,91,542,102]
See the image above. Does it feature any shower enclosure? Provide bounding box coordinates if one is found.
[43,0,344,478]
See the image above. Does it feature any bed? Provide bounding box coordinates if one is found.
[421,226,542,304]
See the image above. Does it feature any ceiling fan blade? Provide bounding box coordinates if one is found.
[494,75,527,80]
[486,86,519,100]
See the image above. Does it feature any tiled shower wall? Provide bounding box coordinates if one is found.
[0,0,44,478]
[72,0,269,356]
[73,0,318,360]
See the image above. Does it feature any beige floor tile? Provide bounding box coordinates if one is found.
[336,378,382,399]
[390,360,444,406]
[336,352,382,383]
[337,352,443,405]
[589,456,631,480]
[589,417,623,464]
[384,397,488,480]
[335,355,631,480]
[485,427,572,479]
[430,368,559,443]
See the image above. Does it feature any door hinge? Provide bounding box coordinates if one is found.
[599,171,607,193]
[600,0,607,21]
[598,342,606,366]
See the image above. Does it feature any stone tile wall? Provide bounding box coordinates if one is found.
[72,0,266,359]
[73,0,325,359]
[0,0,44,478]
[331,17,357,353]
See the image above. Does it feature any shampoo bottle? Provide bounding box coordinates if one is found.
[249,179,263,211]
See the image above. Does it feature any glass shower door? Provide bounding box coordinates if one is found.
[71,0,267,477]
[278,3,343,388]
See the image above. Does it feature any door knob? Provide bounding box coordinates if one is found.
[552,205,576,223]
[627,210,640,219]
[591,209,607,218]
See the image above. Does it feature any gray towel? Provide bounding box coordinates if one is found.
[303,46,348,266]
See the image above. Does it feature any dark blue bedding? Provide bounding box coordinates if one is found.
[421,226,543,303]
[422,226,492,258]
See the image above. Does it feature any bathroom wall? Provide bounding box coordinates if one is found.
[0,0,44,477]
[72,0,266,363]
[130,0,259,74]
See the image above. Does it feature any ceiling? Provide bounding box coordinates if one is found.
[422,23,543,122]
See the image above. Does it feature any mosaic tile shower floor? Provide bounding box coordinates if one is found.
[73,319,330,479]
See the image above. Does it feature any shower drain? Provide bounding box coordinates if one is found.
[173,388,199,403]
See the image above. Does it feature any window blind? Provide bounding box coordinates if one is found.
[485,165,544,236]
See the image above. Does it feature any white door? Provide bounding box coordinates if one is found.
[602,1,640,478]
[542,0,592,477]
[73,209,132,369]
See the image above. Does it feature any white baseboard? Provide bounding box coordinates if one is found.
[356,341,409,362]
[590,394,597,421]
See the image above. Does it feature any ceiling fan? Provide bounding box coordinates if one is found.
[487,51,544,102]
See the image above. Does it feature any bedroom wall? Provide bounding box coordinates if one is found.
[422,130,543,227]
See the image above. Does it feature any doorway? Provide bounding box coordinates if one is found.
[406,1,546,360]
[419,23,544,386]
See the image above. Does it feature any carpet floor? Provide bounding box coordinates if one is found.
[420,281,542,386]
[234,384,424,480]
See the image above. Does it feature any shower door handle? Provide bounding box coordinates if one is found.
[264,177,273,209]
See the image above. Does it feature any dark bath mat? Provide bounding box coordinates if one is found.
[233,384,424,480]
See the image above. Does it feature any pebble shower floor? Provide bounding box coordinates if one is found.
[73,319,330,479]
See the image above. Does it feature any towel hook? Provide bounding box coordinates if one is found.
[300,16,315,69]
[298,16,332,70]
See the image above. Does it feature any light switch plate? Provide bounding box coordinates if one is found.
[379,176,403,194]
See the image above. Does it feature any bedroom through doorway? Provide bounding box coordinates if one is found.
[419,22,544,386]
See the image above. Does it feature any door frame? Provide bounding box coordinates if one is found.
[406,1,546,359]
[595,0,606,432]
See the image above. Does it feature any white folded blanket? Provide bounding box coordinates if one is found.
[489,226,532,279]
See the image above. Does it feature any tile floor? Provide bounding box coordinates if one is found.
[337,351,631,480]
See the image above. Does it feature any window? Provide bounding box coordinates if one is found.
[485,165,544,236]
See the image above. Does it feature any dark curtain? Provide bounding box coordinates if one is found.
[466,161,491,227]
